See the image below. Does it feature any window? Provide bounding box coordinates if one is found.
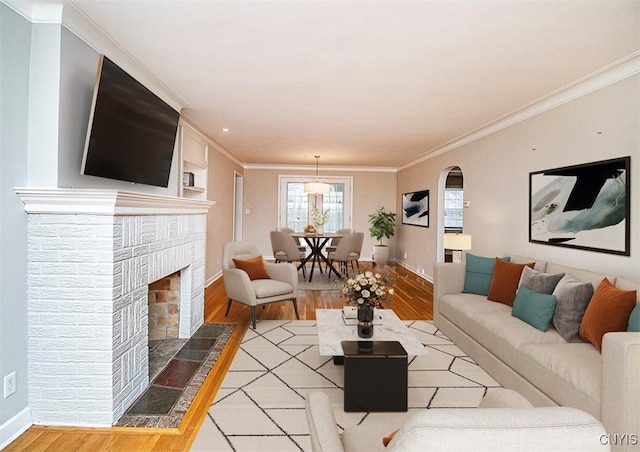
[279,176,352,232]
[444,188,464,230]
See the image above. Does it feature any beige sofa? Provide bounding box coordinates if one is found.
[434,256,640,451]
[305,389,609,451]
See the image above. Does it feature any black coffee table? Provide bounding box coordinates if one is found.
[341,340,408,412]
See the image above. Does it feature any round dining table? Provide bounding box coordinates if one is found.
[291,232,345,282]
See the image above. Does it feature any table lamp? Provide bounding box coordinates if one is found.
[444,233,472,263]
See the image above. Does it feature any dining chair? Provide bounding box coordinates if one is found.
[222,241,299,329]
[327,232,364,279]
[323,228,353,272]
[325,228,353,254]
[270,230,307,277]
[278,227,307,253]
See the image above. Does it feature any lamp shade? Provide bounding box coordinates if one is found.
[303,182,330,194]
[443,233,472,251]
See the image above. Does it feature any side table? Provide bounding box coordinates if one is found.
[342,340,408,412]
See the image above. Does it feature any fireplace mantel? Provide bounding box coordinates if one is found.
[17,187,214,426]
[15,188,215,215]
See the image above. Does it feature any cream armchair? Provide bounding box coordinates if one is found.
[305,389,609,452]
[222,241,299,329]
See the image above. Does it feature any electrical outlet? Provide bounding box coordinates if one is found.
[403,252,408,259]
[4,372,16,398]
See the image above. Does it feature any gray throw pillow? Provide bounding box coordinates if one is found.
[552,274,594,342]
[518,266,565,295]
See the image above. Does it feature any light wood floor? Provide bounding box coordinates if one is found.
[5,263,433,452]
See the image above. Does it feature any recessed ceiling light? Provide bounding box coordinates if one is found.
[222,128,230,132]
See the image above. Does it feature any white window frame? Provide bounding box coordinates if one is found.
[278,175,353,231]
[444,187,464,231]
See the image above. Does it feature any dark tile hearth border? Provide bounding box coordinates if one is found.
[116,323,236,428]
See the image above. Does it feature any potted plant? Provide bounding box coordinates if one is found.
[368,207,396,265]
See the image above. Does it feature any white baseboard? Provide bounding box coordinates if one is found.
[396,261,434,283]
[0,406,32,450]
[205,271,222,288]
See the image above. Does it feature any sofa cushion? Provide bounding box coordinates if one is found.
[517,343,601,418]
[487,259,534,306]
[252,279,294,298]
[462,254,511,296]
[439,294,511,335]
[552,275,594,342]
[545,263,613,289]
[614,277,640,303]
[466,311,566,369]
[579,278,637,351]
[386,406,607,452]
[519,266,565,295]
[512,286,557,332]
[508,254,548,272]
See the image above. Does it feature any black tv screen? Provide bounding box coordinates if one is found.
[81,55,180,188]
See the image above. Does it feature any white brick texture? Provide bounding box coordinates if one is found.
[27,212,207,426]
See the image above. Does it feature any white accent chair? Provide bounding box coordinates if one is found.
[222,241,299,329]
[305,389,610,452]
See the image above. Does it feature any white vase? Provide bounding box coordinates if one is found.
[372,245,390,265]
[315,224,324,234]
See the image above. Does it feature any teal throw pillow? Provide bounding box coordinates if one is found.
[512,285,558,332]
[629,305,640,332]
[463,254,511,296]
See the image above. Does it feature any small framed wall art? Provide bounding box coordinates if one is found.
[529,156,630,256]
[402,190,429,227]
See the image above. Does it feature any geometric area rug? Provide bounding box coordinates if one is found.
[191,320,501,451]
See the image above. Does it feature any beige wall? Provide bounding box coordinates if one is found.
[241,168,397,261]
[204,75,639,286]
[397,74,640,282]
[205,145,243,284]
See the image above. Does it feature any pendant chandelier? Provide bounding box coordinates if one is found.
[303,155,330,194]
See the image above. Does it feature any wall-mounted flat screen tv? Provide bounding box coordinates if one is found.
[81,55,180,188]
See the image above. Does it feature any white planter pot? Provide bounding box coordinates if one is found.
[372,245,391,266]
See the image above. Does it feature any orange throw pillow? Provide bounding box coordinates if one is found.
[487,259,535,306]
[232,255,270,280]
[382,429,399,447]
[579,278,637,351]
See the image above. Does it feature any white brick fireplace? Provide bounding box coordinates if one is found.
[16,189,214,426]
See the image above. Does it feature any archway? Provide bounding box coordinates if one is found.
[437,166,465,262]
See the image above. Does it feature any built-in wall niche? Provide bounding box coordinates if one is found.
[180,122,208,200]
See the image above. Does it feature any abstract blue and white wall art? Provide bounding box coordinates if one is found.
[529,156,630,255]
[402,190,429,227]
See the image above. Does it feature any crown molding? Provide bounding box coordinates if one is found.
[2,0,63,23]
[179,116,244,168]
[61,2,188,112]
[399,51,640,171]
[2,0,188,111]
[15,188,215,215]
[244,163,397,173]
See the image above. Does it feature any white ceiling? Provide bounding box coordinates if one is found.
[54,1,640,167]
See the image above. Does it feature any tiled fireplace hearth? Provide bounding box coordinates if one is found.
[16,189,214,427]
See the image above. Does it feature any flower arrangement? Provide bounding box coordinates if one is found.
[341,270,394,308]
[311,207,330,226]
